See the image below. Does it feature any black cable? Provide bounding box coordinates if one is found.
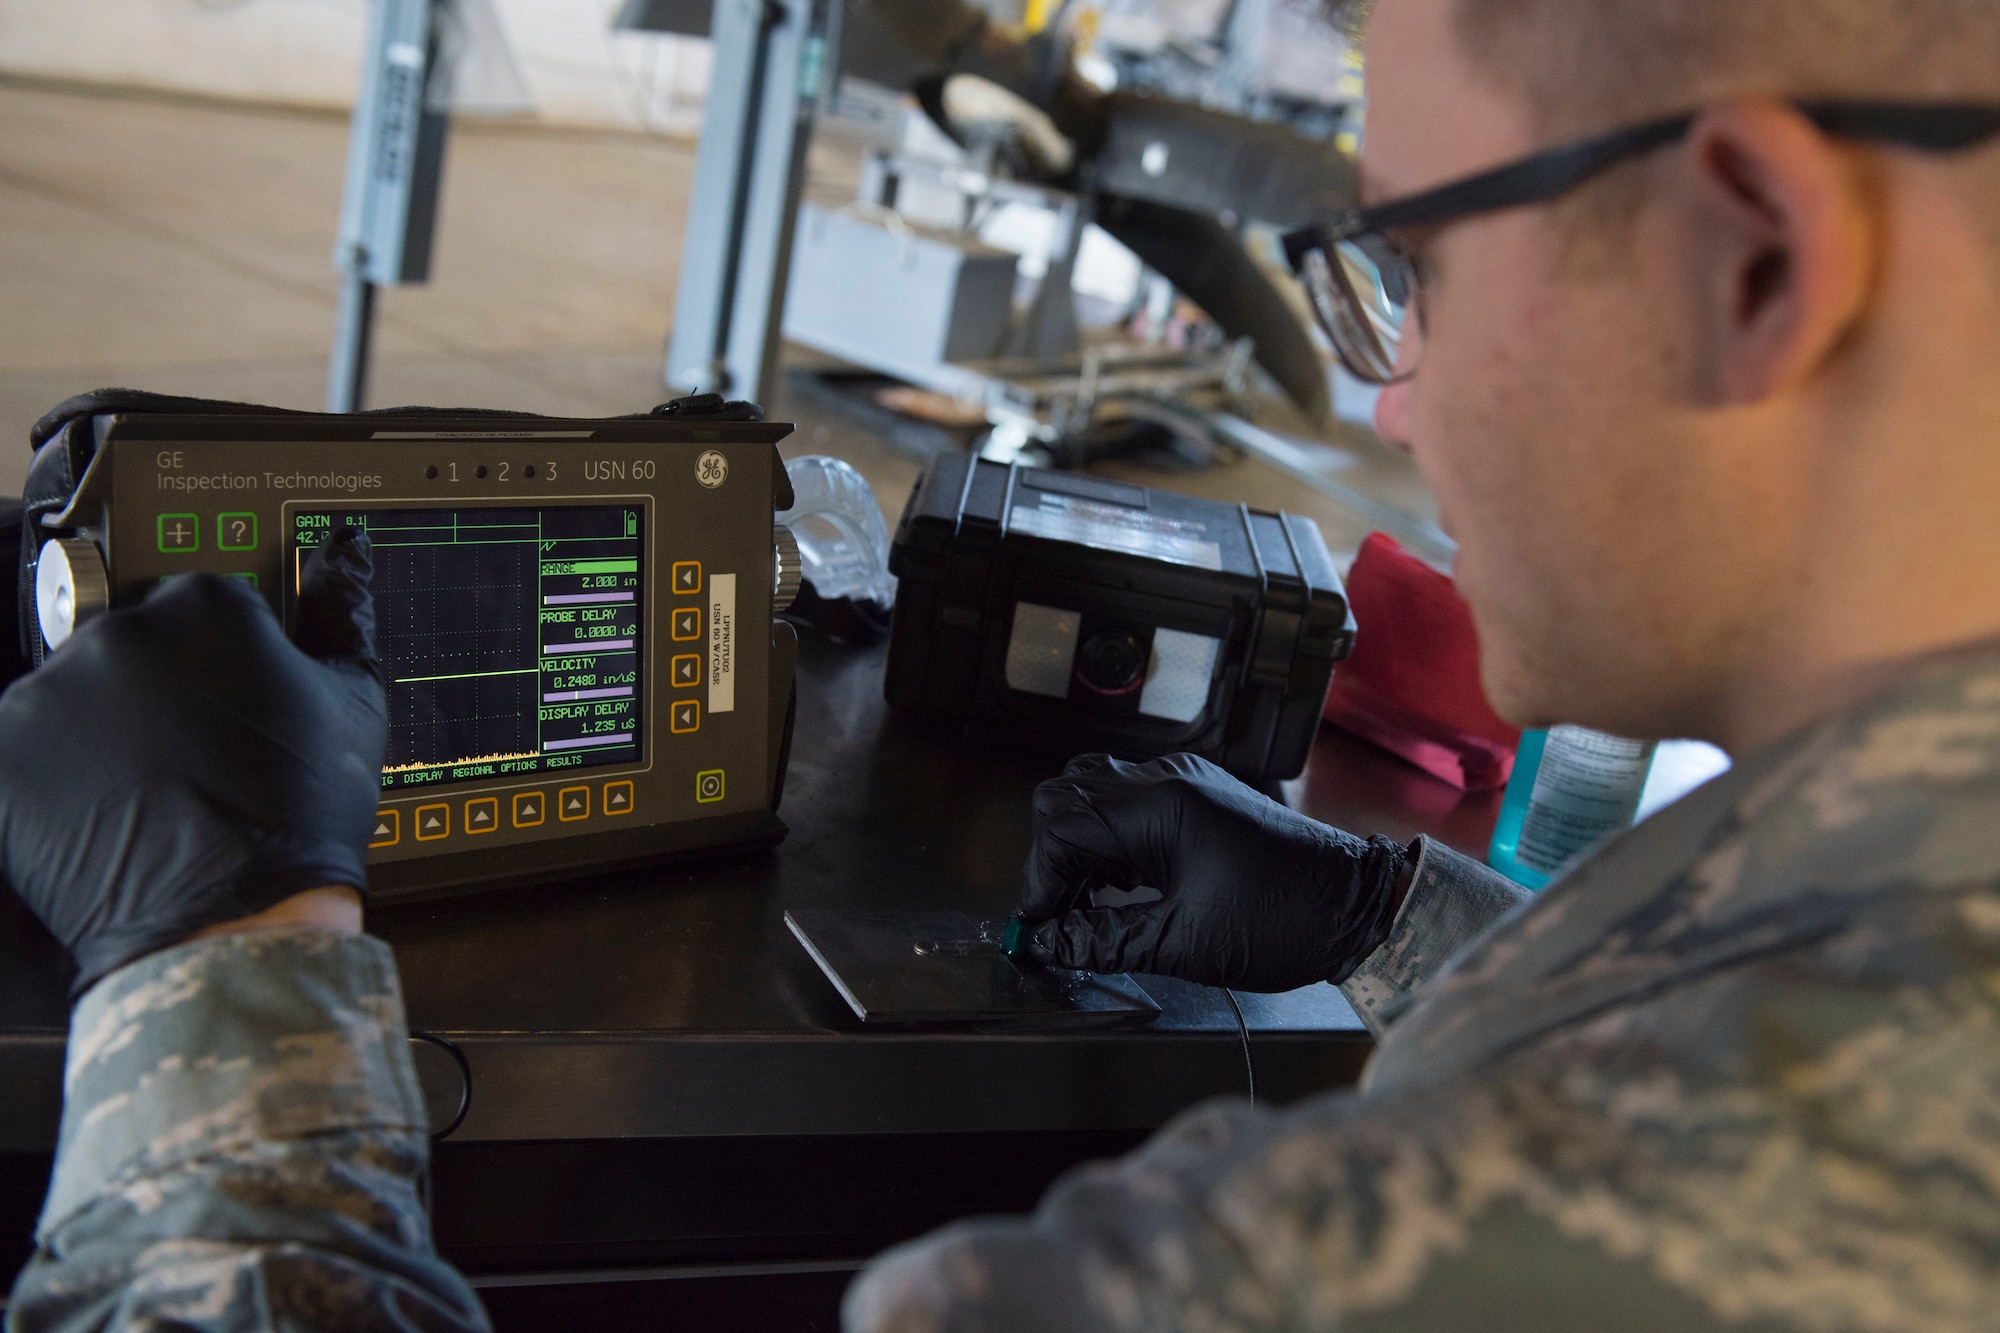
[1221,989,1256,1106]
[409,1030,472,1141]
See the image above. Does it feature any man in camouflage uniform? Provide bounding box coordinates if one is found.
[9,1,2000,1331]
[844,0,2000,1326]
[0,536,485,1331]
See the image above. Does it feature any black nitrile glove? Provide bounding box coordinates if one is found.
[0,527,387,995]
[1016,753,1410,992]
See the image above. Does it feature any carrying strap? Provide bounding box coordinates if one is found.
[28,387,764,450]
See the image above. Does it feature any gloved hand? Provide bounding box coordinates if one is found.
[1016,753,1411,992]
[0,527,387,994]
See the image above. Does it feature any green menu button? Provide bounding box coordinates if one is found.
[217,512,258,551]
[157,514,199,552]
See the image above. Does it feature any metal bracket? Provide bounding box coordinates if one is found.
[665,0,837,404]
[328,0,455,412]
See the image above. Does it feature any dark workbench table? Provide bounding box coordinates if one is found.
[0,631,1501,1294]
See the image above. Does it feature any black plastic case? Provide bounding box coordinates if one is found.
[884,455,1355,783]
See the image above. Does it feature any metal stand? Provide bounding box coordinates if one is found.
[1004,192,1085,361]
[665,0,837,403]
[328,272,377,414]
[328,0,454,412]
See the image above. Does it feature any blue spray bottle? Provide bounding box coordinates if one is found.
[1487,726,1658,889]
[1489,729,1733,889]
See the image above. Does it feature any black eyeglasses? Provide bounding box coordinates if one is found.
[1282,101,2000,385]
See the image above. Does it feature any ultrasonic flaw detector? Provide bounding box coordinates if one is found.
[26,410,804,900]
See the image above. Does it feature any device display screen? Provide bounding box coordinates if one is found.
[294,504,644,791]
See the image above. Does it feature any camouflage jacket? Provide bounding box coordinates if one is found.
[846,644,2000,1331]
[13,646,2000,1330]
[5,931,487,1332]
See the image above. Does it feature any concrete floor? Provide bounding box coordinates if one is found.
[0,75,1434,554]
[0,78,702,494]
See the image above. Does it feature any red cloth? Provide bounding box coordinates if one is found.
[1321,532,1521,790]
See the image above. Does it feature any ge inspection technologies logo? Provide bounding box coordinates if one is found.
[696,450,728,488]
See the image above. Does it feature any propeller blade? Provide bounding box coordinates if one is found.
[1098,196,1331,423]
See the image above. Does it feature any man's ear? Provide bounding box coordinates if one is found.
[1671,100,1874,405]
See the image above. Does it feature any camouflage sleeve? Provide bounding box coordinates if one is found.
[844,934,2000,1333]
[5,930,488,1333]
[842,1077,1686,1333]
[1338,836,1529,1037]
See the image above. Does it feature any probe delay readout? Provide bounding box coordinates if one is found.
[293,504,646,791]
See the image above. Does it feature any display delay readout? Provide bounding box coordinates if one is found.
[293,505,645,791]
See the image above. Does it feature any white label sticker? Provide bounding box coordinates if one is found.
[708,573,736,713]
[1009,493,1223,570]
[1005,602,1080,698]
[1516,726,1654,873]
[1139,628,1222,723]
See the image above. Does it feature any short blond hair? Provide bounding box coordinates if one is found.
[1452,2,2000,134]
[1434,1,2000,252]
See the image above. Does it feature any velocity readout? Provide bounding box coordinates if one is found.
[293,505,646,790]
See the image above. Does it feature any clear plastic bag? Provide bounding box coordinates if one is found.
[777,455,896,607]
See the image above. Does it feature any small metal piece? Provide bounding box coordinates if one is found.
[773,523,803,612]
[785,909,1160,1027]
[35,538,108,653]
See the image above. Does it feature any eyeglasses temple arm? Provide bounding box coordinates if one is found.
[1284,113,1696,260]
[1798,100,2000,151]
[1281,99,2000,278]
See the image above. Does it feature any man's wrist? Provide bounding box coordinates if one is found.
[188,885,363,944]
[43,924,419,1233]
[1390,840,1420,916]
